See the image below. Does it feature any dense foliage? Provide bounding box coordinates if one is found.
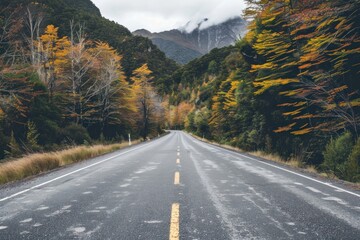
[167,0,360,181]
[0,0,176,160]
[0,0,178,85]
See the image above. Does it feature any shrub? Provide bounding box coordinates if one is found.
[37,119,62,145]
[346,138,360,182]
[322,132,353,177]
[62,124,91,145]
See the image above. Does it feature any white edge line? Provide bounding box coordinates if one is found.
[186,133,360,198]
[0,135,170,202]
[238,154,360,198]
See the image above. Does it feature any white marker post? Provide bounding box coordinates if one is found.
[128,133,132,146]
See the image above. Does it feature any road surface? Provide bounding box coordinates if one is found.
[0,131,359,239]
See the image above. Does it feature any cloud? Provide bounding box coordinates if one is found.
[91,0,246,32]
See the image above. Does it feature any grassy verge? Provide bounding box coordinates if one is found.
[0,141,140,185]
[249,150,318,174]
[188,133,360,189]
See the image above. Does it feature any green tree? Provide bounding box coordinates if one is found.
[322,132,353,176]
[346,139,360,182]
[194,107,210,138]
[26,121,40,152]
[6,131,22,158]
[207,60,218,75]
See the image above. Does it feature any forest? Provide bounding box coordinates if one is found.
[1,0,360,183]
[167,0,360,182]
[0,0,175,161]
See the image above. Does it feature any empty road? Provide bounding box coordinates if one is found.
[0,131,359,239]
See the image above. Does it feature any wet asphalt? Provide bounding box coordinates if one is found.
[0,131,359,239]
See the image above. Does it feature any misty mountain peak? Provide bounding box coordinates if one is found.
[134,16,247,64]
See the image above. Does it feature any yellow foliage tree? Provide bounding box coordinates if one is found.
[210,71,240,136]
[92,41,137,134]
[131,64,159,139]
[38,25,70,98]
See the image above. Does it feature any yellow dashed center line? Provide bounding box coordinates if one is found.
[169,203,180,240]
[174,172,180,185]
[170,146,181,239]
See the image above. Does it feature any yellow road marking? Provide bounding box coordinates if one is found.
[169,203,180,240]
[174,172,180,185]
[176,159,180,164]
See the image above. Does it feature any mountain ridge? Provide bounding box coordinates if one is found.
[0,0,178,87]
[133,17,247,64]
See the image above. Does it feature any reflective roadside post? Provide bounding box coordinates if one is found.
[128,133,132,146]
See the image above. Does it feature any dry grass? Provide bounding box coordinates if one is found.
[250,151,284,163]
[0,141,140,185]
[305,165,318,174]
[354,182,360,189]
[250,151,307,169]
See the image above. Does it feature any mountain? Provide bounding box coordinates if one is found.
[0,0,178,88]
[133,17,247,64]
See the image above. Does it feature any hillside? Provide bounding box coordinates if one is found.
[167,0,360,182]
[0,0,178,86]
[133,17,247,64]
[0,0,178,159]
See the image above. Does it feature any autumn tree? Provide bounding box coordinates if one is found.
[0,5,28,65]
[24,4,43,67]
[0,71,36,134]
[131,64,159,140]
[38,25,70,99]
[210,71,240,137]
[0,6,14,61]
[168,102,193,129]
[250,0,299,95]
[92,41,136,136]
[243,0,271,17]
[60,22,99,124]
[247,0,360,137]
[282,0,360,136]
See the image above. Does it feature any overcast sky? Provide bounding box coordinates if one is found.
[91,0,247,33]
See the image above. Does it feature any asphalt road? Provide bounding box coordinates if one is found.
[0,131,359,239]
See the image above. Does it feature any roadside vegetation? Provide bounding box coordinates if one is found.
[0,141,140,185]
[169,0,360,183]
[0,1,171,163]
